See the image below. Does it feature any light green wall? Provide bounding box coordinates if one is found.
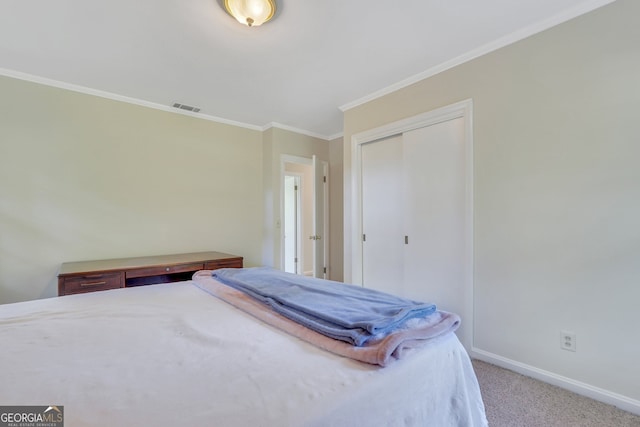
[343,0,639,405]
[328,136,344,281]
[0,74,337,304]
[0,76,268,304]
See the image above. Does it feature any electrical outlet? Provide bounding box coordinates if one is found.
[561,331,576,352]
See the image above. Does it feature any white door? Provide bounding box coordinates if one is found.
[359,117,468,342]
[402,118,466,315]
[283,174,301,274]
[361,135,404,292]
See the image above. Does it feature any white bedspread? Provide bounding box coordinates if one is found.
[0,281,487,426]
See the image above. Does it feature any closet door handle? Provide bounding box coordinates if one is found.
[405,235,409,244]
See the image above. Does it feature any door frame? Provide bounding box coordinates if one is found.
[349,98,474,349]
[283,173,303,274]
[280,155,329,277]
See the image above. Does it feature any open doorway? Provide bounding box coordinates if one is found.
[281,155,328,278]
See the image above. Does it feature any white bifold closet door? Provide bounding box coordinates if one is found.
[361,134,405,292]
[361,117,466,318]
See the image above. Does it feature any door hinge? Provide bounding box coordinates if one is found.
[294,185,298,191]
[363,234,366,242]
[323,175,326,183]
[323,267,326,274]
[405,235,409,244]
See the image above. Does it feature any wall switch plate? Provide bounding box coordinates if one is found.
[561,330,576,352]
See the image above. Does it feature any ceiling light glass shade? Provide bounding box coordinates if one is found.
[224,0,276,27]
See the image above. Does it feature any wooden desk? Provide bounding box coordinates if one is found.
[58,251,243,296]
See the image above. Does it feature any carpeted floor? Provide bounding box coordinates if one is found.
[472,360,640,427]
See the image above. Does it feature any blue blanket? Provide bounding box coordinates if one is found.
[212,267,436,346]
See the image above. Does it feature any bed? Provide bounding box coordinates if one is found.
[0,269,487,426]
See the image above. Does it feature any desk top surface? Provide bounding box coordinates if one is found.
[59,251,243,276]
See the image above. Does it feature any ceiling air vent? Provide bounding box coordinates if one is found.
[172,102,201,113]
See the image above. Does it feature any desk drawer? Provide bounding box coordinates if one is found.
[204,258,243,270]
[61,272,123,295]
[126,262,204,279]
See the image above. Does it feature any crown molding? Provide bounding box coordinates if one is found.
[339,0,616,112]
[0,67,264,131]
[264,122,335,141]
[325,131,344,142]
[0,67,343,139]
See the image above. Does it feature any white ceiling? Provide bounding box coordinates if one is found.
[0,0,614,139]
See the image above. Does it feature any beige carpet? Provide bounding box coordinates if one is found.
[472,360,640,427]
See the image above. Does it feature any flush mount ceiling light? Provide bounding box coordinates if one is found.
[224,0,276,27]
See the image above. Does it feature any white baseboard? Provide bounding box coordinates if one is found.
[470,347,640,416]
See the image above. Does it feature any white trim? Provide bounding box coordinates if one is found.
[0,67,342,140]
[471,348,640,416]
[350,99,474,349]
[324,131,344,142]
[0,67,264,131]
[339,0,616,112]
[281,154,313,166]
[264,122,335,141]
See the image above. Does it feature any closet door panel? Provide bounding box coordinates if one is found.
[361,135,404,292]
[402,118,466,312]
